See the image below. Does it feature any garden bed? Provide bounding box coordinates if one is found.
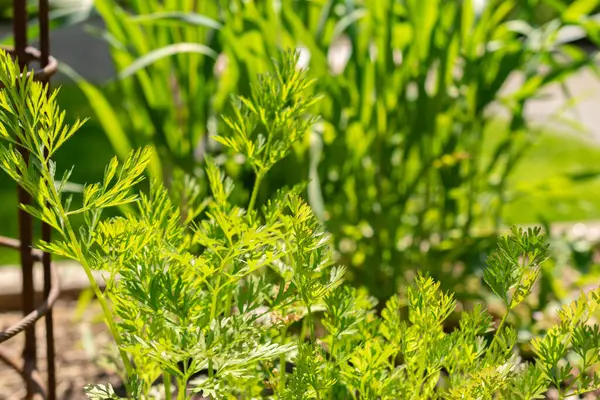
[0,300,119,400]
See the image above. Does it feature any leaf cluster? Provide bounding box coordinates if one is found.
[2,49,600,400]
[59,0,600,311]
[216,49,320,175]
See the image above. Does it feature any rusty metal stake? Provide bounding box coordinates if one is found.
[0,1,60,399]
[39,0,57,397]
[13,1,38,398]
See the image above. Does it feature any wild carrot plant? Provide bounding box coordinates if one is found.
[1,50,600,399]
[63,0,600,304]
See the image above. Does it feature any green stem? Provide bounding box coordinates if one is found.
[224,289,234,318]
[177,377,187,400]
[489,311,509,351]
[65,222,134,386]
[314,384,322,400]
[164,372,172,400]
[45,173,134,391]
[562,355,589,398]
[279,325,288,395]
[208,278,221,384]
[300,312,308,341]
[306,303,316,344]
[329,336,335,362]
[248,171,264,213]
[210,278,221,322]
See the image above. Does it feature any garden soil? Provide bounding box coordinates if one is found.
[0,300,121,400]
[0,300,210,399]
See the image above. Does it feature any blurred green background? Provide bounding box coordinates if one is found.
[1,1,600,327]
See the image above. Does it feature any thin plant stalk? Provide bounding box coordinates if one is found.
[248,171,264,214]
[279,324,288,395]
[164,372,172,400]
[50,176,135,388]
[177,378,187,400]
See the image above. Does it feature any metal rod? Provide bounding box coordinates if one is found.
[12,1,36,399]
[12,0,28,64]
[39,0,50,65]
[0,245,60,343]
[42,234,56,400]
[39,0,56,397]
[17,90,36,400]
